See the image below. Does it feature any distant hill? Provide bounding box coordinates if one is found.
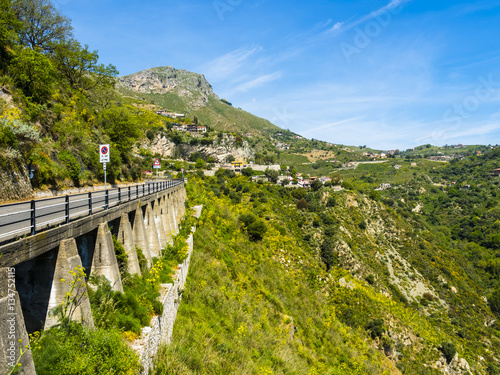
[116,66,281,136]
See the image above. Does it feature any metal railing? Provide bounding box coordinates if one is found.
[0,179,184,243]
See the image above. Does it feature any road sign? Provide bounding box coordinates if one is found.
[153,158,161,169]
[99,144,110,163]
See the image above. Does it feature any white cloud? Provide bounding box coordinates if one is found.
[229,72,283,94]
[200,45,262,82]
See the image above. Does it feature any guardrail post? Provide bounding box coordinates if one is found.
[65,195,70,224]
[105,190,109,210]
[88,192,92,215]
[118,187,121,204]
[30,200,36,235]
[128,186,131,201]
[136,185,139,199]
[142,184,145,197]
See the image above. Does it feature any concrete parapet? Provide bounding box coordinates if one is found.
[0,268,36,375]
[91,224,124,293]
[117,213,141,276]
[45,239,94,330]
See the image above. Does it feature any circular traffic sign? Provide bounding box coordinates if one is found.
[101,146,108,154]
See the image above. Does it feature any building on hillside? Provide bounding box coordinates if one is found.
[156,111,186,119]
[197,126,207,133]
[172,124,186,131]
[494,168,500,176]
[475,151,482,156]
[187,124,199,133]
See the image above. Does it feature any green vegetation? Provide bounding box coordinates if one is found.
[151,159,500,373]
[28,210,196,374]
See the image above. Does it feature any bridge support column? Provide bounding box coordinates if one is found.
[0,268,36,375]
[161,195,173,244]
[91,224,124,293]
[45,239,94,330]
[153,200,167,251]
[117,213,141,276]
[132,206,152,268]
[144,203,161,259]
[170,195,179,235]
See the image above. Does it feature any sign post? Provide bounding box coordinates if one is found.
[181,167,184,180]
[100,144,110,208]
[153,158,161,180]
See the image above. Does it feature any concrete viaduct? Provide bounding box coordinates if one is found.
[0,181,187,374]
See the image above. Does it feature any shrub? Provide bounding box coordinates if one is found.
[31,323,140,375]
[297,198,308,210]
[247,220,267,242]
[326,196,336,207]
[440,342,456,364]
[239,213,256,227]
[366,319,385,339]
[320,237,338,270]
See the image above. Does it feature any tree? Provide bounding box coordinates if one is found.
[195,159,206,169]
[264,168,279,183]
[99,107,140,158]
[241,167,253,177]
[311,179,323,191]
[320,237,337,270]
[9,45,55,102]
[247,220,267,241]
[331,172,342,185]
[490,287,500,317]
[12,0,73,52]
[52,39,118,91]
[0,0,20,68]
[296,198,308,210]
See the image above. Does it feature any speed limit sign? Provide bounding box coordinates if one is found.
[100,144,110,163]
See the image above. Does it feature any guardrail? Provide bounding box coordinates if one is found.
[0,179,184,244]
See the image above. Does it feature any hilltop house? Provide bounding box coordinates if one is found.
[494,169,500,176]
[156,111,186,119]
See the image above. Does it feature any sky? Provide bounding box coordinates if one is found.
[56,0,500,150]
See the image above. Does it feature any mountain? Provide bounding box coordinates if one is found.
[116,66,281,136]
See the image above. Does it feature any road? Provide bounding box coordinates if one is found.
[0,181,180,244]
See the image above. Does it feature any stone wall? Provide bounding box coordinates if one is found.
[0,164,32,203]
[130,205,201,374]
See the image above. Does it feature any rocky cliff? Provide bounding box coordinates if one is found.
[116,66,218,110]
[146,133,255,163]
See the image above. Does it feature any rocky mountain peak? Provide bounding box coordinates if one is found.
[116,66,219,109]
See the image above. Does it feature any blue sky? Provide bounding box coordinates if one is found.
[57,0,500,149]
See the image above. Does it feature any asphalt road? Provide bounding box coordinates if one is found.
[0,180,180,244]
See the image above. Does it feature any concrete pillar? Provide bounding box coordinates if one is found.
[160,196,173,245]
[144,203,161,259]
[0,268,36,375]
[170,194,179,235]
[45,239,94,330]
[132,206,152,268]
[91,223,124,293]
[153,200,167,251]
[117,213,141,276]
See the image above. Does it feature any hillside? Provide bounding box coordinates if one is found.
[116,66,281,136]
[151,166,500,374]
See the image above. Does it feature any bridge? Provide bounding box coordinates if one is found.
[0,180,187,374]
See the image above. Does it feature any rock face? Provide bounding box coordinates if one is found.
[116,66,219,109]
[146,133,255,163]
[0,164,32,202]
